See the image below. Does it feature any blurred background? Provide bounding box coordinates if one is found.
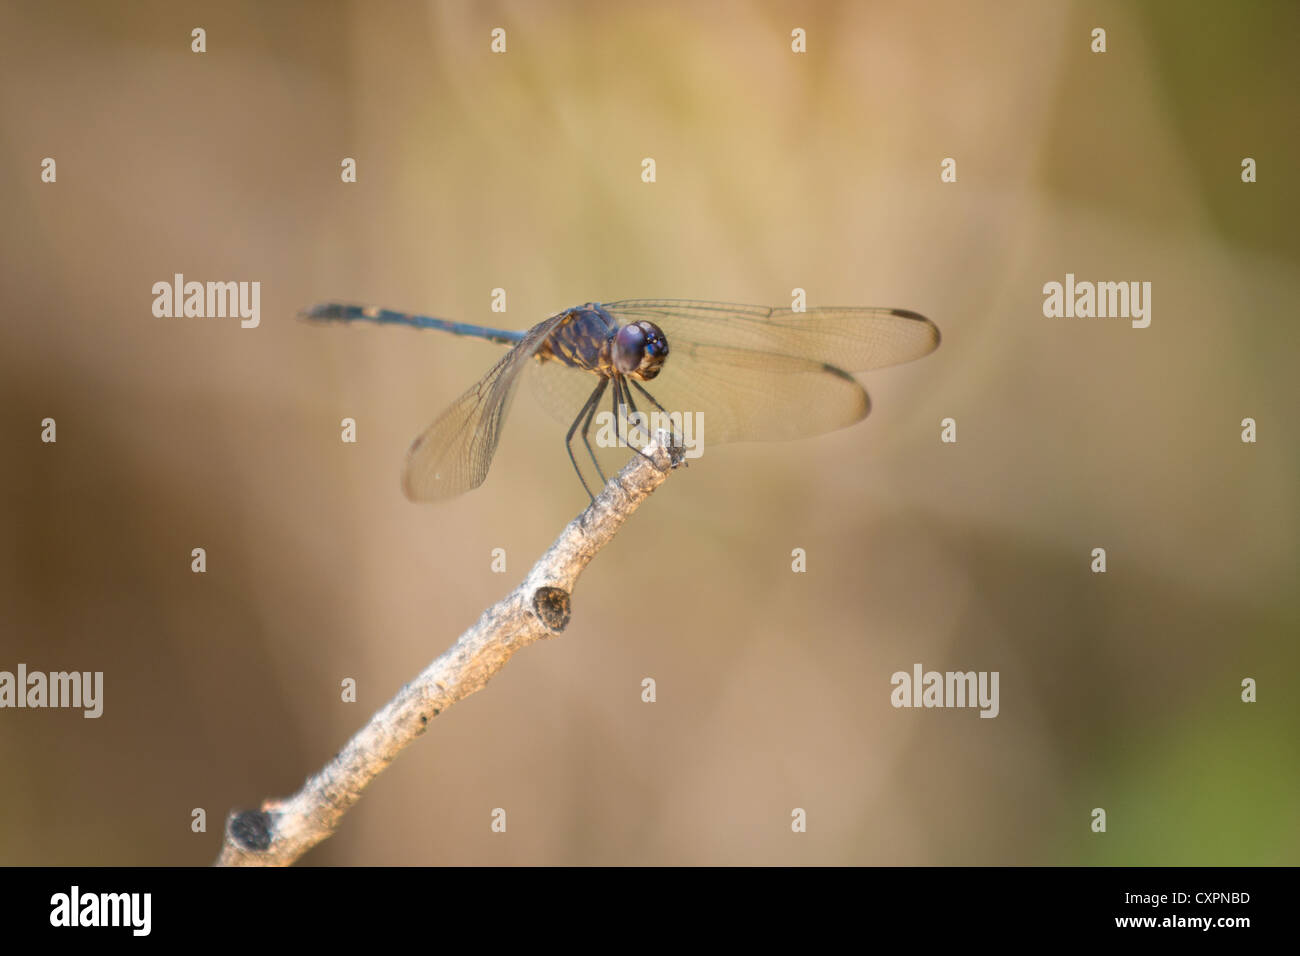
[0,0,1296,865]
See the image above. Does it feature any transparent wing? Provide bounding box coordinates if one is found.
[402,317,561,501]
[528,301,937,446]
[603,300,940,372]
[530,343,870,446]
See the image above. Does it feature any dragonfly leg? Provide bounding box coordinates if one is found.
[567,379,609,502]
[618,378,659,466]
[607,376,660,475]
[609,373,623,450]
[628,380,684,453]
[580,379,609,487]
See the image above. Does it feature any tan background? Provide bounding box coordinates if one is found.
[0,0,1296,865]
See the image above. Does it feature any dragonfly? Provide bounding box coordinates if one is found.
[302,299,940,502]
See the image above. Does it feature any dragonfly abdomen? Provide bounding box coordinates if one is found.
[303,303,528,346]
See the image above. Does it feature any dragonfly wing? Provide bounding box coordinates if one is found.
[629,344,871,443]
[603,300,940,372]
[562,300,940,445]
[527,339,870,445]
[402,319,557,501]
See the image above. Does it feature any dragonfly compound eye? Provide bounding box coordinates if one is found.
[615,320,668,380]
[612,323,648,374]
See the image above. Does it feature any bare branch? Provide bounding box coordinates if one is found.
[214,435,684,866]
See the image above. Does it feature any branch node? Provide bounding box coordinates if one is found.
[532,586,571,632]
[228,810,275,851]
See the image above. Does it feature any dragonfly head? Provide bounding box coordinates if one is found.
[612,320,669,381]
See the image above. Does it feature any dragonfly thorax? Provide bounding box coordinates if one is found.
[611,320,669,381]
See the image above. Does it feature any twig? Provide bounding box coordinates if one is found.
[214,434,684,866]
